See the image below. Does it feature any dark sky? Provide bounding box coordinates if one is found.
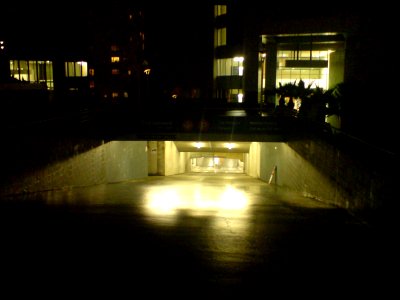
[143,2,214,91]
[1,2,214,88]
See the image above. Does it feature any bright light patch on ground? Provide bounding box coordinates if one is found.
[145,184,249,217]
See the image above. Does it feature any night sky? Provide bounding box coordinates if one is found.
[1,2,213,94]
[143,2,214,95]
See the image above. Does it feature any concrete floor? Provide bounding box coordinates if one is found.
[0,173,389,298]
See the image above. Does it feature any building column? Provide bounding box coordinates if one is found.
[265,37,278,109]
[265,38,277,111]
[243,34,259,109]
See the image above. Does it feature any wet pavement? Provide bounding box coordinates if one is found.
[0,173,390,298]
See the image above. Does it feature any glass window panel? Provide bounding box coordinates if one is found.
[46,61,53,90]
[67,62,75,77]
[37,62,47,85]
[10,60,20,80]
[28,61,37,82]
[232,66,239,75]
[18,60,28,81]
[75,62,82,77]
[81,62,87,77]
[215,5,227,17]
[215,28,226,47]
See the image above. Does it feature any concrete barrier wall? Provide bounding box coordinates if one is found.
[258,142,338,205]
[164,141,190,176]
[245,142,261,178]
[256,139,391,223]
[1,140,148,196]
[286,138,392,215]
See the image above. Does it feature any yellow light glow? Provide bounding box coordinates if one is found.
[233,56,244,62]
[144,184,249,218]
[219,186,247,210]
[225,143,234,149]
[146,189,181,215]
[111,56,120,63]
[194,142,203,149]
[144,68,151,75]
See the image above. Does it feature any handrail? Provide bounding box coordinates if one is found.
[268,165,277,185]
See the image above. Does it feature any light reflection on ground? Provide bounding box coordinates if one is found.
[144,184,249,220]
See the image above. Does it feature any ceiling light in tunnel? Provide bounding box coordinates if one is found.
[194,142,203,149]
[225,143,234,150]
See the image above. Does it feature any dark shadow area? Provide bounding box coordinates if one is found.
[0,177,389,298]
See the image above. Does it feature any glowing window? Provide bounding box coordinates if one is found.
[111,56,120,63]
[10,59,54,90]
[65,61,88,77]
[216,57,244,77]
[276,50,330,90]
[214,5,227,17]
[215,28,226,47]
[112,69,120,75]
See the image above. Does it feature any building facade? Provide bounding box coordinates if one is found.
[1,4,147,110]
[213,1,351,102]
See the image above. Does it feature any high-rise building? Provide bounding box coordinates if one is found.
[1,3,147,109]
[211,0,392,140]
[212,1,351,107]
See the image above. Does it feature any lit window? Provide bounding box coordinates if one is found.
[216,57,244,77]
[112,69,120,75]
[112,92,118,98]
[111,56,120,63]
[65,61,88,77]
[214,5,227,17]
[10,59,54,90]
[225,143,234,149]
[111,45,119,52]
[215,28,226,47]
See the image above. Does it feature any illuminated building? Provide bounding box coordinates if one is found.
[212,1,351,108]
[1,4,147,108]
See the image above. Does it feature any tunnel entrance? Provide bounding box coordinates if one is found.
[190,155,244,173]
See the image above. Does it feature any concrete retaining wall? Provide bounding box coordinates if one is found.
[1,140,148,196]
